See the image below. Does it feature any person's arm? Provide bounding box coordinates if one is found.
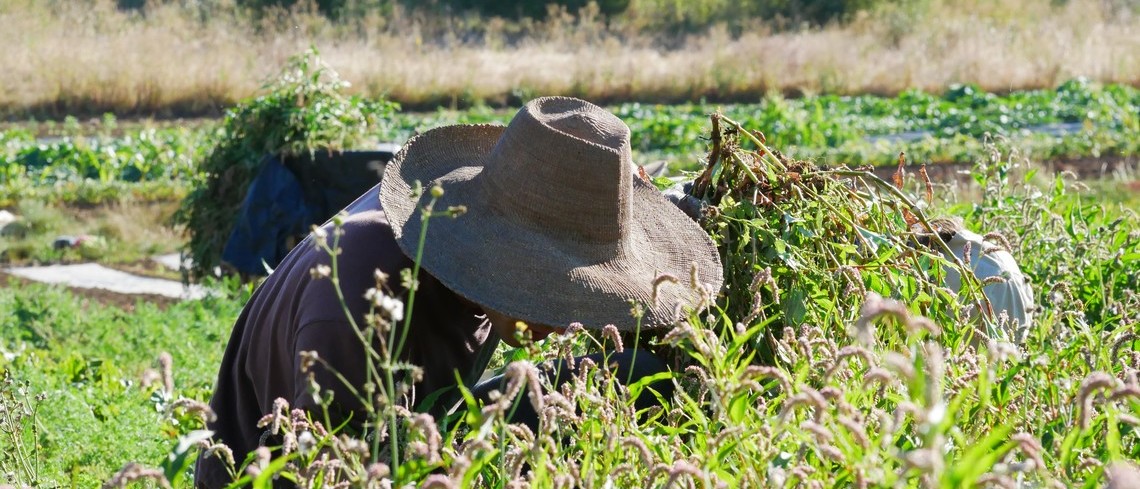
[292,320,372,433]
[660,180,704,221]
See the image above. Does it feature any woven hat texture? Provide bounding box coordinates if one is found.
[379,96,723,330]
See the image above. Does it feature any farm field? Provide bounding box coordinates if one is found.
[3,82,1136,269]
[0,152,1137,487]
[1,108,1138,487]
[3,80,1138,203]
[1,1,1140,487]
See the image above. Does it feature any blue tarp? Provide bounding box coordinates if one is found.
[221,148,395,275]
[222,156,319,275]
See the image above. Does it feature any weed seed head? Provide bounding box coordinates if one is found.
[1105,462,1140,489]
[602,324,624,353]
[884,352,916,382]
[622,436,652,466]
[744,365,792,395]
[158,352,174,394]
[201,442,236,469]
[420,474,456,489]
[244,447,271,477]
[170,398,216,423]
[102,463,170,489]
[1076,372,1118,429]
[1110,385,1140,402]
[802,421,833,443]
[366,463,390,481]
[666,460,703,486]
[652,273,680,303]
[1009,433,1045,471]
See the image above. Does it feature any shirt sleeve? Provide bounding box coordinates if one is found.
[292,319,371,431]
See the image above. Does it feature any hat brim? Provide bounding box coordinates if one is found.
[379,124,723,330]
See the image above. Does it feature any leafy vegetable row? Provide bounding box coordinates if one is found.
[1,79,1137,206]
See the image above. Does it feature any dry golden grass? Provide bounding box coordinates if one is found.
[2,0,1139,117]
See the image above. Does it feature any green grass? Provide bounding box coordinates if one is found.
[0,199,185,267]
[0,283,244,487]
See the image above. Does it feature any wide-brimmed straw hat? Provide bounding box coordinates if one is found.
[379,96,723,330]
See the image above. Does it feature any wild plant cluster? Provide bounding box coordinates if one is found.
[105,117,1139,488]
[0,371,46,488]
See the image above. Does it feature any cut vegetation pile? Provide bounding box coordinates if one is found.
[647,114,1139,485]
[172,49,397,278]
[684,113,1008,351]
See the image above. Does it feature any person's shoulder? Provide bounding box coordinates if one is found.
[947,228,984,248]
[333,205,402,258]
[295,207,410,324]
[950,228,1026,279]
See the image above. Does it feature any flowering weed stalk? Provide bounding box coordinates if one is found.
[0,370,45,487]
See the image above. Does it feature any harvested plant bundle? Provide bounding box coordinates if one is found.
[172,49,397,279]
[687,114,995,360]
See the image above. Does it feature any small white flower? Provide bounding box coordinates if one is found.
[381,296,405,323]
[309,265,331,280]
[311,226,328,240]
[366,288,405,322]
[298,431,315,455]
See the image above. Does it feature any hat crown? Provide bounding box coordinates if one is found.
[480,97,632,245]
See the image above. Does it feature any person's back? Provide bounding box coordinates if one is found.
[941,227,1035,339]
[196,188,494,488]
[918,217,1035,339]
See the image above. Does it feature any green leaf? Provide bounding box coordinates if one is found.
[251,453,296,489]
[946,424,1014,487]
[1106,411,1122,460]
[162,429,215,486]
[782,286,808,325]
[1059,424,1085,469]
[728,393,752,424]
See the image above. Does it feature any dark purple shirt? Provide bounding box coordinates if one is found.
[196,185,497,488]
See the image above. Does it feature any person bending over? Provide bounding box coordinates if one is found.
[195,97,724,488]
[917,217,1035,339]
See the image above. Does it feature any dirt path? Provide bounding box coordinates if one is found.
[6,261,204,295]
[0,270,179,310]
[1,254,208,310]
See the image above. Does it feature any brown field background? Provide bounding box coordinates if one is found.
[2,0,1139,118]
